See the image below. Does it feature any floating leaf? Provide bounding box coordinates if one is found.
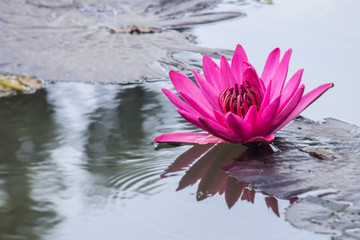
[286,196,360,238]
[108,26,162,34]
[16,75,43,90]
[0,74,43,97]
[299,147,334,160]
[0,75,31,91]
[0,84,14,97]
[0,0,245,83]
[224,116,360,239]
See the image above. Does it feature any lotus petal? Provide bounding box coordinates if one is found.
[273,83,333,133]
[154,132,225,143]
[155,45,333,145]
[261,48,280,87]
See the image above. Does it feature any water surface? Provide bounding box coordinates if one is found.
[0,81,329,240]
[1,0,359,239]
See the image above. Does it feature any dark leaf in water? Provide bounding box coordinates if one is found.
[0,0,245,83]
[224,116,360,239]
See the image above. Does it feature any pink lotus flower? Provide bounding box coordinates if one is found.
[154,44,333,144]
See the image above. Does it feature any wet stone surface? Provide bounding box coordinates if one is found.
[0,0,244,83]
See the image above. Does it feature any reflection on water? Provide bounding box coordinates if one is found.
[161,143,297,216]
[0,81,186,239]
[0,82,329,240]
[0,0,346,239]
[0,90,60,239]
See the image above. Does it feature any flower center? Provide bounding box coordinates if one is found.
[218,82,262,118]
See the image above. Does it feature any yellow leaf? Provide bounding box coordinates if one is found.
[0,76,31,91]
[16,75,43,89]
[299,148,334,160]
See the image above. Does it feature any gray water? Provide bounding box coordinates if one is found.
[1,0,359,239]
[0,81,329,240]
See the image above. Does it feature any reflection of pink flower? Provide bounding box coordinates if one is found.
[161,142,294,213]
[155,44,333,144]
[161,143,259,209]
